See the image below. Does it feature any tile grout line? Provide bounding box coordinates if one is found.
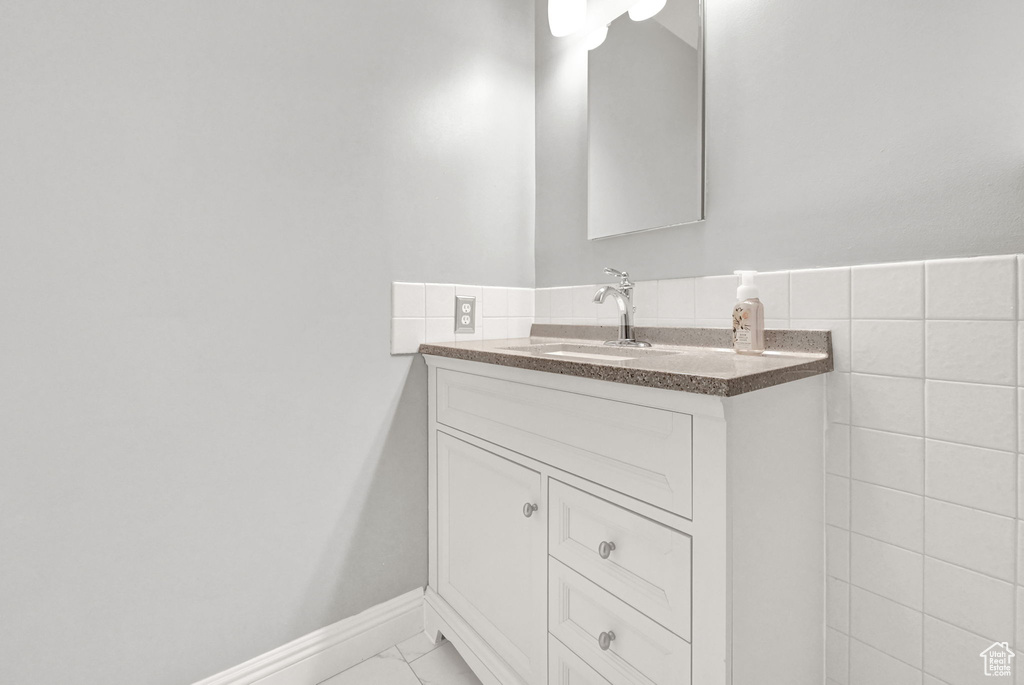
[1014,261,1020,660]
[921,262,929,679]
[845,269,852,684]
[850,477,1016,522]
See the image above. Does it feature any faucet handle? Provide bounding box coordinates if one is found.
[604,267,632,287]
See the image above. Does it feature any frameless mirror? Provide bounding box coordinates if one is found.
[587,0,705,239]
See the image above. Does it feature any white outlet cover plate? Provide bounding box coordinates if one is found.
[455,295,476,333]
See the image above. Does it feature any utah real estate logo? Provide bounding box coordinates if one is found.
[980,642,1015,677]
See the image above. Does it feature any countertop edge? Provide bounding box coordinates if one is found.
[417,343,833,398]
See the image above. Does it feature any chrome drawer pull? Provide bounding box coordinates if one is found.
[598,631,616,651]
[598,541,616,559]
[523,503,539,518]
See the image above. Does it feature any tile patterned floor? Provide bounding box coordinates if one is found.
[319,633,483,685]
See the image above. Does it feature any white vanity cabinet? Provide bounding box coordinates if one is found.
[423,355,825,685]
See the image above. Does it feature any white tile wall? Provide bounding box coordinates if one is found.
[851,261,925,319]
[850,586,923,667]
[403,253,1023,684]
[391,282,535,354]
[849,639,921,685]
[827,253,1024,685]
[791,267,851,319]
[850,427,924,494]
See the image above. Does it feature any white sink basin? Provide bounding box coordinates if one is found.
[503,342,683,362]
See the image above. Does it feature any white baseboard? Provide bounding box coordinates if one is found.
[193,587,425,685]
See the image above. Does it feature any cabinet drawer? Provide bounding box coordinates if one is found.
[549,481,691,640]
[549,559,691,685]
[549,634,612,685]
[436,368,693,518]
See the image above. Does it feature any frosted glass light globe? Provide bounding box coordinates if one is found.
[628,0,667,21]
[584,25,609,50]
[548,0,586,37]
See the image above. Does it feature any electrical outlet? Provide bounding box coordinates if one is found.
[454,295,476,333]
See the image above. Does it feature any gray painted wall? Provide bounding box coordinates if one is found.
[0,2,533,683]
[537,0,1024,286]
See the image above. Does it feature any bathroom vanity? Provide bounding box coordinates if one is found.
[419,327,831,685]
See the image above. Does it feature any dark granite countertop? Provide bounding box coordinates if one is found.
[418,324,833,397]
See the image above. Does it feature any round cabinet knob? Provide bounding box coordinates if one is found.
[523,503,539,518]
[598,631,616,651]
[598,541,616,559]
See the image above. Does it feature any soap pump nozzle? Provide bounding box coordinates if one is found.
[734,270,759,301]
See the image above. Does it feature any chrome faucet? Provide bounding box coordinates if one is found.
[593,267,651,347]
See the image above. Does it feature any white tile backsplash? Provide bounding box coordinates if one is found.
[550,287,572,319]
[392,282,425,318]
[925,380,1017,451]
[827,474,851,529]
[850,586,923,667]
[791,267,851,319]
[925,320,1017,385]
[425,317,454,344]
[851,481,924,552]
[757,270,791,319]
[849,639,922,685]
[850,374,924,436]
[395,281,536,352]
[534,288,551,319]
[850,320,924,377]
[828,372,852,425]
[390,318,425,355]
[828,525,851,582]
[850,427,924,494]
[632,280,658,319]
[395,253,1024,685]
[923,617,996,684]
[508,288,534,317]
[826,628,850,684]
[793,319,851,372]
[481,286,507,317]
[850,533,923,609]
[851,261,924,319]
[923,557,1014,640]
[480,317,507,340]
[694,274,739,320]
[425,283,455,318]
[924,440,1016,516]
[1019,321,1024,386]
[847,638,921,683]
[924,498,1015,581]
[827,577,851,632]
[925,255,1018,320]
[571,284,598,321]
[657,278,696,320]
[827,423,851,477]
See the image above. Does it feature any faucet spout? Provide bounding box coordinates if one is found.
[592,278,650,347]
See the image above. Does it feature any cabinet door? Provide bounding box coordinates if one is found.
[437,432,546,685]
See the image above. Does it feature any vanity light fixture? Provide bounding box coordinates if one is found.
[627,0,667,21]
[548,0,586,37]
[585,24,609,50]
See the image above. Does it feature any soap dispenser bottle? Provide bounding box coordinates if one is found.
[732,270,765,355]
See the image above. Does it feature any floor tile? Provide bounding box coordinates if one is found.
[396,631,447,663]
[319,647,420,685]
[408,641,483,685]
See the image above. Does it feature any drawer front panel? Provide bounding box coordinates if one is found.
[549,481,691,640]
[549,559,691,685]
[549,635,612,685]
[436,368,693,518]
